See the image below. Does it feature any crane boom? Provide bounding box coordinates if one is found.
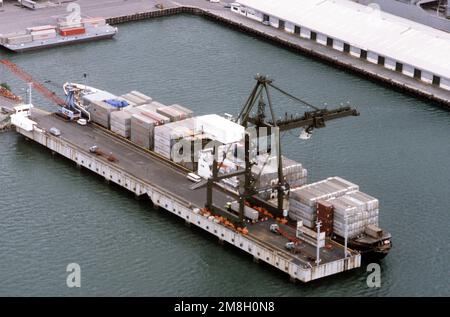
[0,59,66,106]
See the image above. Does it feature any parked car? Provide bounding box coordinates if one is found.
[89,145,99,153]
[49,127,61,136]
[187,172,202,183]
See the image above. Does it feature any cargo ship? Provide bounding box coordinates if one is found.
[4,64,391,282]
[0,17,117,53]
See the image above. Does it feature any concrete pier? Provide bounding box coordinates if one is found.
[10,106,361,282]
[0,0,449,107]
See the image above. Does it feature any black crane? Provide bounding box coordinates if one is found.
[205,74,359,227]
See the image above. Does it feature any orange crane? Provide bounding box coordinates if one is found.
[0,59,66,106]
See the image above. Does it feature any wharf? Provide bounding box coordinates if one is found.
[13,106,361,282]
[0,0,449,107]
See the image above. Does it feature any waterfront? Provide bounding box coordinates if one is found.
[0,15,449,296]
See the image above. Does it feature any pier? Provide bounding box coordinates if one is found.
[10,105,361,282]
[0,0,449,107]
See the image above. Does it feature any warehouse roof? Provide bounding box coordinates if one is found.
[237,0,450,79]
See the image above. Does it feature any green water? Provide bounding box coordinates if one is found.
[0,15,449,296]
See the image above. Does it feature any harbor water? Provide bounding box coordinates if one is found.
[0,15,449,296]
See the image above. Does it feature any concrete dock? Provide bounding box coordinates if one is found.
[11,106,361,282]
[1,0,449,107]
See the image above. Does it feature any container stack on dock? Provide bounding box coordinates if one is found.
[157,105,192,122]
[130,108,169,150]
[328,191,379,238]
[289,177,359,228]
[110,107,138,137]
[88,100,122,129]
[0,31,32,45]
[56,17,85,36]
[0,25,56,45]
[130,114,157,149]
[289,177,379,238]
[121,93,147,106]
[154,118,197,159]
[251,154,308,199]
[81,18,107,28]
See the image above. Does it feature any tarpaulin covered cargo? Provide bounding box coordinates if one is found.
[88,99,119,128]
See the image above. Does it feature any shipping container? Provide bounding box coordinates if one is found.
[59,27,86,37]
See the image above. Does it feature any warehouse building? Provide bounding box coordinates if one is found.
[231,0,450,92]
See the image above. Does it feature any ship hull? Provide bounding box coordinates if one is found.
[332,234,392,260]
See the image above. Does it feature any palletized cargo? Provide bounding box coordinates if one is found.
[170,104,194,118]
[130,113,158,149]
[6,34,33,45]
[31,29,57,41]
[82,17,107,27]
[110,109,139,138]
[121,93,147,106]
[157,105,188,122]
[154,118,197,159]
[139,109,170,125]
[26,25,56,33]
[129,91,152,103]
[88,99,119,128]
[81,91,117,106]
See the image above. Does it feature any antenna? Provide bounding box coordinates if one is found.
[316,220,321,266]
[27,82,33,105]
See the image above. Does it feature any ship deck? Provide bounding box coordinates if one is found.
[27,108,357,271]
[2,25,117,53]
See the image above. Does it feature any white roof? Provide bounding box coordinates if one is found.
[195,114,245,144]
[237,0,450,79]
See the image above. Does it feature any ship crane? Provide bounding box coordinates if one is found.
[0,59,81,120]
[206,74,359,226]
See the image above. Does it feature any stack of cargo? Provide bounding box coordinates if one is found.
[130,91,153,104]
[217,159,241,191]
[121,93,147,106]
[82,91,117,106]
[195,114,244,145]
[329,191,379,238]
[27,25,57,41]
[251,154,307,199]
[138,107,170,125]
[88,100,120,129]
[110,108,140,138]
[170,104,194,118]
[154,118,196,159]
[81,17,107,28]
[0,31,33,45]
[289,177,359,228]
[56,17,85,36]
[130,104,171,149]
[130,114,158,149]
[157,105,192,122]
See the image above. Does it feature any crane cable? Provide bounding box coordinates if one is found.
[268,83,320,111]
